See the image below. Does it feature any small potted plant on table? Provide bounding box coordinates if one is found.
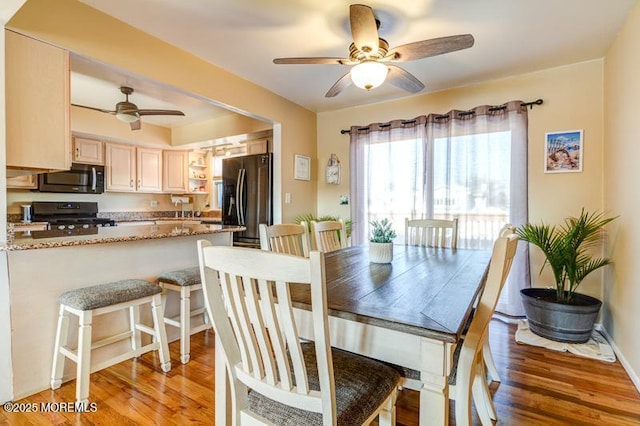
[516,209,617,343]
[369,218,397,264]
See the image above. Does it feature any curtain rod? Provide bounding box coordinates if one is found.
[340,98,544,134]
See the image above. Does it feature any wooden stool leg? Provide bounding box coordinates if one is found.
[180,286,191,364]
[51,305,70,389]
[129,305,142,351]
[76,310,93,404]
[151,294,171,372]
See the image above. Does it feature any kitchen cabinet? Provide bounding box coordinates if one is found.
[162,150,188,193]
[137,147,163,192]
[105,143,163,193]
[73,137,104,165]
[188,151,209,194]
[5,30,71,176]
[6,175,38,190]
[245,138,269,155]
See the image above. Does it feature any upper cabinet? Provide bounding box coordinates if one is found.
[105,143,163,193]
[162,150,188,193]
[5,30,71,176]
[73,137,104,165]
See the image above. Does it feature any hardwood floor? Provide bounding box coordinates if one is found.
[2,320,639,425]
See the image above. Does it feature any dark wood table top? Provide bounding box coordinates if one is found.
[291,245,491,343]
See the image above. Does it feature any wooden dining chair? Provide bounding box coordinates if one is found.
[451,226,518,425]
[259,222,310,257]
[481,224,517,385]
[311,220,347,253]
[394,227,517,425]
[405,218,459,249]
[197,241,401,425]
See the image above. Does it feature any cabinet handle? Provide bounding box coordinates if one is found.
[75,148,79,157]
[138,179,141,188]
[130,179,134,187]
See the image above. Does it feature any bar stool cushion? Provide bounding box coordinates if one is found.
[59,279,160,311]
[157,267,201,287]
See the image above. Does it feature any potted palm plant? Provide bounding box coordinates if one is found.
[516,209,617,343]
[369,218,397,263]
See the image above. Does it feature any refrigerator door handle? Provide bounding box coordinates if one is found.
[235,169,243,225]
[238,169,246,225]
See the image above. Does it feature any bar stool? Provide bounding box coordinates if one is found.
[158,267,211,364]
[51,279,171,403]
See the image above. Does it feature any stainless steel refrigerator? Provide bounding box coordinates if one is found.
[222,153,273,247]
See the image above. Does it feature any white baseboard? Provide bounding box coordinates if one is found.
[595,324,640,393]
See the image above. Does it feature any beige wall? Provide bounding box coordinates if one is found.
[603,0,640,388]
[318,60,605,298]
[7,0,317,222]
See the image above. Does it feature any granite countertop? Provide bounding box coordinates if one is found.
[3,223,245,251]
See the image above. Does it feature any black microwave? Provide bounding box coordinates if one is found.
[37,163,105,194]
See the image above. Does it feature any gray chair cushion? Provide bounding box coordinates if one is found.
[157,267,201,287]
[248,342,400,425]
[59,279,160,311]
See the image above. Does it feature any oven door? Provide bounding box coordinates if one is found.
[37,163,105,194]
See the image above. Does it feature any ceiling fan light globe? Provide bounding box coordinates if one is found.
[350,61,388,90]
[116,112,140,123]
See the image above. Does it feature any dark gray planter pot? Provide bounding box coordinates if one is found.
[521,288,602,343]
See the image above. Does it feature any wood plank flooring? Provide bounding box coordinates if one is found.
[1,320,639,425]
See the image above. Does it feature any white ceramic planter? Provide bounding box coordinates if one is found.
[369,242,393,263]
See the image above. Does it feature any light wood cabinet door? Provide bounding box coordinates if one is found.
[73,137,104,165]
[246,139,268,155]
[162,150,188,193]
[105,143,136,192]
[137,147,163,193]
[6,30,71,173]
[6,175,37,189]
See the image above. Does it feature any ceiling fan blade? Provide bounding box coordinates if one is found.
[274,57,349,65]
[350,4,379,54]
[71,103,116,115]
[325,72,353,98]
[134,109,185,117]
[386,64,425,93]
[130,120,141,131]
[388,34,475,62]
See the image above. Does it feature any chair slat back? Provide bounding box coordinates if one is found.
[259,223,310,257]
[405,218,459,249]
[197,242,335,422]
[453,227,518,421]
[312,220,347,253]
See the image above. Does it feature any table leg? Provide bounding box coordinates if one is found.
[420,380,450,426]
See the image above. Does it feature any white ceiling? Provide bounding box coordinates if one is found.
[75,0,636,116]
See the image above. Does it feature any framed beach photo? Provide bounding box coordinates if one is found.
[544,130,583,173]
[294,154,311,181]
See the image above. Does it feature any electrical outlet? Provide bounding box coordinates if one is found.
[285,193,291,204]
[150,200,159,208]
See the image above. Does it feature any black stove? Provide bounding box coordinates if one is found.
[31,201,116,230]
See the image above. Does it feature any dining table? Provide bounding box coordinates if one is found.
[214,244,492,426]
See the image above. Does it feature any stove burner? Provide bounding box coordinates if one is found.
[31,201,116,230]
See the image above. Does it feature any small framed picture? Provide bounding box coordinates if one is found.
[294,154,311,181]
[545,130,583,173]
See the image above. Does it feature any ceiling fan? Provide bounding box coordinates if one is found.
[71,86,185,130]
[273,4,474,97]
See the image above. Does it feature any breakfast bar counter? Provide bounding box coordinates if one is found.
[4,223,244,251]
[2,222,242,400]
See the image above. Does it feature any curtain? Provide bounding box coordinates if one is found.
[349,101,530,316]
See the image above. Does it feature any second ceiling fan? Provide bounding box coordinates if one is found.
[274,4,474,97]
[72,86,185,131]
